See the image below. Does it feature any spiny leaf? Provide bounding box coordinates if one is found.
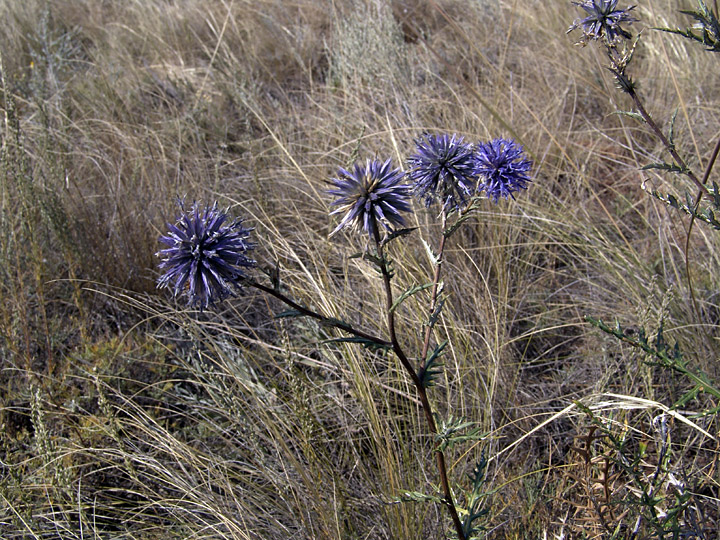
[324,336,392,352]
[613,110,645,122]
[641,162,688,174]
[435,414,486,452]
[655,2,720,52]
[711,181,720,207]
[645,185,720,229]
[427,296,446,329]
[419,340,447,388]
[469,456,488,495]
[382,227,417,246]
[421,238,439,266]
[362,251,385,267]
[443,199,483,238]
[390,282,434,314]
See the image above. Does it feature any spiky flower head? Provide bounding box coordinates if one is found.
[157,201,255,310]
[329,158,412,240]
[475,138,532,202]
[407,133,480,212]
[568,0,637,44]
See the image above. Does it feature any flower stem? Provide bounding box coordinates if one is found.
[245,278,391,348]
[372,227,466,540]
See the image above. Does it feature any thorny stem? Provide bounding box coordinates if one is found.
[618,46,720,336]
[372,227,466,540]
[630,84,720,339]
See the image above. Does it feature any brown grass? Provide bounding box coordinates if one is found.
[1,0,719,538]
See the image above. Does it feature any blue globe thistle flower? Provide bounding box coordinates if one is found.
[157,201,255,309]
[568,0,637,44]
[475,138,532,202]
[407,133,480,212]
[329,158,412,240]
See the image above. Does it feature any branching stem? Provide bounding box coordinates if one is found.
[372,227,466,540]
[247,251,466,538]
[245,279,391,348]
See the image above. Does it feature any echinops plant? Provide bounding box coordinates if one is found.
[157,134,532,540]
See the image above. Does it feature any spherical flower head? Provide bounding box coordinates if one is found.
[157,201,255,310]
[568,0,637,44]
[407,133,480,212]
[475,138,532,203]
[329,158,412,240]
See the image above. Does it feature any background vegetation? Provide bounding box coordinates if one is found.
[1,0,718,538]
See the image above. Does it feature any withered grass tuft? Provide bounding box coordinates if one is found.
[1,1,719,538]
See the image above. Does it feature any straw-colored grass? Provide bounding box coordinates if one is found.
[1,0,719,538]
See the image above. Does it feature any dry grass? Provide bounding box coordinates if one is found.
[1,0,720,538]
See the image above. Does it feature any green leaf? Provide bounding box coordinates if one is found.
[427,296,446,329]
[435,415,486,452]
[612,110,645,122]
[711,181,720,207]
[324,336,392,352]
[419,340,447,388]
[674,385,702,409]
[654,2,720,52]
[382,227,417,246]
[641,162,687,174]
[389,282,434,314]
[363,252,384,267]
[275,309,304,319]
[443,200,483,237]
[468,455,488,495]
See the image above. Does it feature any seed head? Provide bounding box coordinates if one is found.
[475,138,532,202]
[157,201,255,309]
[568,0,637,44]
[328,158,412,240]
[407,133,480,212]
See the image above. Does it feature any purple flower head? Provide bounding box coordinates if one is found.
[475,138,532,202]
[407,133,480,212]
[568,0,637,44]
[329,158,412,240]
[157,201,255,310]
